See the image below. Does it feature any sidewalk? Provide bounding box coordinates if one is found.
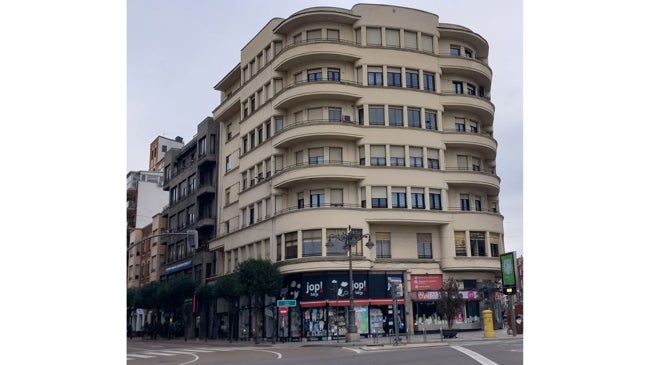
[143,327,522,349]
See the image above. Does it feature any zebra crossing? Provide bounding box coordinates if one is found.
[127,347,230,361]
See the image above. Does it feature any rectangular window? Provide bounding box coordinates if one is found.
[275,155,283,174]
[275,116,284,132]
[425,110,437,130]
[457,155,468,170]
[302,229,322,257]
[355,28,361,45]
[366,27,381,46]
[294,72,303,83]
[460,194,470,211]
[490,232,501,257]
[391,186,407,208]
[330,188,343,207]
[450,45,461,56]
[469,121,479,133]
[370,145,386,166]
[367,66,383,86]
[225,154,232,172]
[328,107,342,122]
[475,197,482,212]
[274,41,283,55]
[306,29,321,41]
[371,186,388,208]
[308,148,324,165]
[388,106,403,126]
[358,107,364,125]
[199,137,207,155]
[417,233,432,259]
[386,28,400,47]
[257,126,263,145]
[429,190,442,210]
[285,232,298,259]
[465,48,473,58]
[423,72,435,91]
[329,147,342,164]
[265,122,271,140]
[411,187,425,209]
[327,68,340,81]
[326,228,347,255]
[368,105,384,125]
[308,68,323,82]
[327,29,339,40]
[390,145,405,166]
[453,81,463,94]
[249,206,255,224]
[297,192,304,209]
[295,150,303,166]
[467,83,476,95]
[427,149,440,169]
[404,31,417,49]
[293,33,302,44]
[455,231,467,256]
[359,146,365,165]
[455,118,466,132]
[307,107,321,121]
[274,78,283,93]
[472,157,481,172]
[250,96,256,112]
[360,186,366,208]
[470,231,486,257]
[406,70,419,89]
[376,232,391,258]
[421,34,433,52]
[407,108,421,128]
[409,147,423,167]
[387,67,401,87]
[310,190,325,207]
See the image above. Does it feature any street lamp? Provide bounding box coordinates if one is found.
[326,225,374,343]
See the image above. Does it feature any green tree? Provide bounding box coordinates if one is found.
[234,259,283,342]
[213,274,243,341]
[437,277,465,329]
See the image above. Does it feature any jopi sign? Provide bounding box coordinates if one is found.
[305,281,324,298]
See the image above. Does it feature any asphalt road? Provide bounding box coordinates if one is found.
[127,339,523,365]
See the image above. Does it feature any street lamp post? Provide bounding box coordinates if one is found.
[326,225,374,343]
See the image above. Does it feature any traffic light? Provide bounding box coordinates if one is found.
[187,229,199,249]
[502,286,515,295]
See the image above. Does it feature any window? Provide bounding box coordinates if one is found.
[467,83,476,95]
[285,232,298,259]
[421,34,433,52]
[360,186,366,208]
[275,116,283,132]
[386,28,400,47]
[407,108,421,128]
[328,107,342,122]
[475,197,482,212]
[265,121,271,140]
[387,67,401,87]
[370,145,386,166]
[225,154,232,172]
[242,136,248,153]
[409,147,423,167]
[388,106,403,126]
[472,157,481,172]
[329,147,342,164]
[331,188,343,207]
[265,158,271,178]
[308,68,322,82]
[327,68,340,81]
[355,28,361,45]
[453,81,463,94]
[276,235,282,261]
[465,48,473,58]
[425,110,437,130]
[293,33,302,44]
[274,41,283,55]
[359,146,366,165]
[457,155,468,170]
[307,107,321,121]
[455,118,466,132]
[275,155,283,174]
[297,192,304,209]
[411,187,425,209]
[358,107,364,125]
[469,121,478,133]
[429,190,442,210]
[375,232,391,258]
[327,29,339,40]
[368,66,383,86]
[199,137,207,155]
[460,194,470,211]
[249,206,255,224]
[310,190,325,207]
[366,27,381,46]
[326,228,347,255]
[306,29,321,41]
[390,145,405,166]
[274,78,283,93]
[368,105,384,125]
[225,187,231,205]
[308,148,324,165]
[423,72,435,91]
[257,126,263,145]
[427,149,440,169]
[404,31,417,49]
[455,231,466,256]
[406,70,419,89]
[391,187,407,208]
[371,186,388,208]
[490,232,501,257]
[250,96,256,112]
[241,173,247,190]
[450,45,461,56]
[294,72,303,83]
[470,231,486,257]
[479,86,486,97]
[302,229,322,257]
[417,233,432,259]
[226,124,232,140]
[295,150,303,166]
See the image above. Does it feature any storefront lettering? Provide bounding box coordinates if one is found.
[305,281,323,298]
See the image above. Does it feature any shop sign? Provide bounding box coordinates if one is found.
[410,274,442,290]
[279,307,288,316]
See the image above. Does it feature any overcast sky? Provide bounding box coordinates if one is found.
[127,0,523,256]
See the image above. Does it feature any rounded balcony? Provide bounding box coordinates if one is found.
[442,131,497,159]
[440,93,494,124]
[444,169,501,193]
[438,56,492,87]
[273,79,362,109]
[272,161,365,189]
[273,119,364,148]
[274,40,361,72]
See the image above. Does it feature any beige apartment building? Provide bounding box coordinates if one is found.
[209,4,505,341]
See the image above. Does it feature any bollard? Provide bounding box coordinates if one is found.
[482,309,495,338]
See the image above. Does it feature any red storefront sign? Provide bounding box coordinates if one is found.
[410,274,442,291]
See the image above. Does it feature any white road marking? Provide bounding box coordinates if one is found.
[126,353,155,358]
[451,346,499,365]
[343,347,362,354]
[162,350,198,355]
[248,349,283,359]
[141,351,177,356]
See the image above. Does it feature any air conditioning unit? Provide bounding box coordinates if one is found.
[343,115,352,122]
